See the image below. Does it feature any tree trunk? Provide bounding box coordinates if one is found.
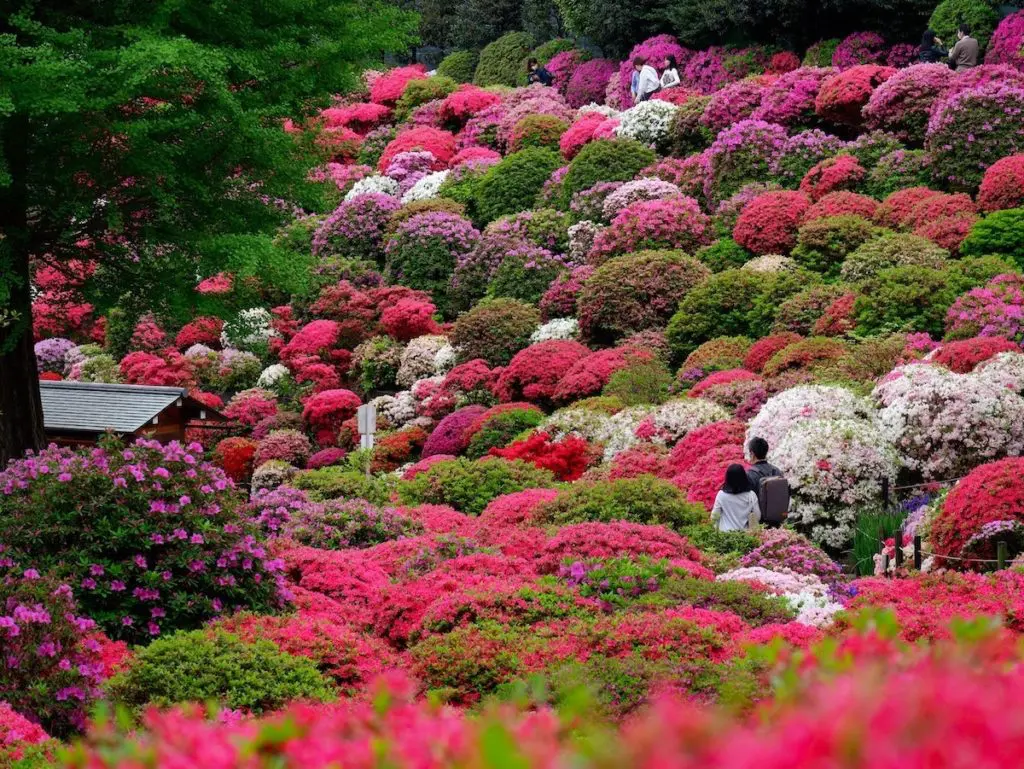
[0,114,44,466]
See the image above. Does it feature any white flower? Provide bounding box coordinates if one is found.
[568,220,603,262]
[531,318,580,343]
[402,170,450,203]
[257,363,291,389]
[747,385,875,451]
[371,392,417,428]
[874,363,1024,479]
[184,344,216,359]
[773,417,900,549]
[577,103,619,118]
[221,308,276,351]
[614,99,678,146]
[718,567,842,627]
[345,174,400,200]
[601,406,656,460]
[601,178,682,220]
[433,343,457,375]
[542,406,614,444]
[742,254,797,273]
[397,335,449,387]
[974,351,1024,395]
[643,398,731,447]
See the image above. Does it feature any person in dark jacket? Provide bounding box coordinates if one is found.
[918,29,947,63]
[526,58,553,87]
[746,437,785,527]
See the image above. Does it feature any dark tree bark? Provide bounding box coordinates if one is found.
[0,114,45,466]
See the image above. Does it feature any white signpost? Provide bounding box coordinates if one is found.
[357,404,377,478]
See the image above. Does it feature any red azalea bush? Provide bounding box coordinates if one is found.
[769,51,801,74]
[559,112,607,160]
[802,191,879,223]
[875,186,944,228]
[799,154,865,201]
[863,63,956,142]
[370,64,428,105]
[667,420,747,474]
[321,102,392,134]
[279,319,353,375]
[224,388,278,426]
[812,293,858,336]
[401,454,457,480]
[589,197,713,261]
[422,405,488,458]
[494,340,591,405]
[535,521,707,576]
[688,368,761,398]
[490,432,595,481]
[743,333,804,372]
[914,212,978,255]
[379,298,439,341]
[302,389,362,446]
[733,190,811,255]
[932,337,1021,373]
[475,488,559,544]
[371,427,428,473]
[119,350,194,387]
[378,127,457,172]
[254,429,312,468]
[213,437,258,483]
[553,347,654,403]
[566,58,618,108]
[607,444,672,480]
[129,314,168,352]
[0,700,50,753]
[672,444,748,508]
[815,65,896,126]
[978,155,1024,212]
[174,316,223,351]
[904,193,977,230]
[307,447,348,470]
[540,265,593,320]
[930,458,1024,561]
[437,86,502,130]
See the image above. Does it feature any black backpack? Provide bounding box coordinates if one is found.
[757,476,790,525]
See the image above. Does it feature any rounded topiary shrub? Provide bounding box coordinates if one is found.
[465,406,546,458]
[561,140,658,206]
[960,208,1024,269]
[773,284,851,335]
[666,269,810,361]
[488,245,572,305]
[927,83,1024,191]
[863,64,955,143]
[396,457,556,515]
[0,440,286,644]
[105,630,332,713]
[477,147,563,223]
[437,50,479,83]
[928,0,1001,52]
[978,155,1024,212]
[474,31,536,87]
[840,232,949,282]
[791,215,886,277]
[394,76,458,121]
[452,298,541,366]
[578,251,711,346]
[532,476,706,528]
[853,265,956,337]
[696,238,755,272]
[510,115,569,153]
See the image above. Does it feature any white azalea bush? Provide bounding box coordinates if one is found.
[601,178,682,220]
[397,335,449,387]
[344,174,400,200]
[718,566,843,627]
[221,307,276,352]
[637,398,730,447]
[615,99,678,146]
[773,417,900,549]
[742,254,797,273]
[531,318,580,343]
[874,364,1024,479]
[401,170,450,203]
[370,392,418,429]
[974,352,1024,395]
[256,363,291,391]
[746,385,875,450]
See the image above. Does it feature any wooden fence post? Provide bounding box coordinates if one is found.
[894,528,903,569]
[998,540,1008,570]
[913,536,922,570]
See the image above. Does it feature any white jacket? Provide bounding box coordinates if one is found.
[660,68,680,88]
[635,65,660,101]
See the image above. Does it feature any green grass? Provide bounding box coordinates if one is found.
[852,508,907,576]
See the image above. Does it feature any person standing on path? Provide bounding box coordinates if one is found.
[712,464,761,532]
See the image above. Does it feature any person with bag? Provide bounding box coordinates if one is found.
[711,464,761,532]
[746,437,790,528]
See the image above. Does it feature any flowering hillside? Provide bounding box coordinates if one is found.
[10,14,1024,767]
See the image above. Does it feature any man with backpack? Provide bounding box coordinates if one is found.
[746,437,789,528]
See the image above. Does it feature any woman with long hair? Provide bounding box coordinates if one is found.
[711,463,760,532]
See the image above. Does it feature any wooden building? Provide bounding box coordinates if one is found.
[40,381,226,447]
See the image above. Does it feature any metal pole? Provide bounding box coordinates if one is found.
[998,540,1008,570]
[894,528,903,569]
[913,536,922,570]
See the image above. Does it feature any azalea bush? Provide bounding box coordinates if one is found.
[0,440,287,644]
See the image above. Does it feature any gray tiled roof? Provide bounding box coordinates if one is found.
[40,381,188,434]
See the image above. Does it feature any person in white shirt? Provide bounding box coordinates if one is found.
[660,55,681,89]
[711,464,761,532]
[633,56,661,103]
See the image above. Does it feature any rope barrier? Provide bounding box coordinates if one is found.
[891,477,965,492]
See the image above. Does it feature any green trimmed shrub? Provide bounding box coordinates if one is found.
[474,31,536,87]
[853,265,956,337]
[452,298,541,366]
[928,0,1000,51]
[561,139,657,206]
[696,238,754,272]
[682,336,753,374]
[666,269,811,361]
[960,209,1024,269]
[533,476,706,528]
[802,39,840,67]
[774,283,852,335]
[637,575,795,626]
[466,407,546,458]
[679,524,759,558]
[510,115,569,153]
[291,466,396,505]
[397,457,557,514]
[669,96,714,157]
[477,147,562,223]
[577,250,711,345]
[437,50,479,83]
[395,76,458,121]
[947,254,1021,295]
[530,38,577,65]
[791,215,886,277]
[489,249,570,304]
[602,360,674,405]
[840,232,949,282]
[106,631,333,714]
[353,335,403,392]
